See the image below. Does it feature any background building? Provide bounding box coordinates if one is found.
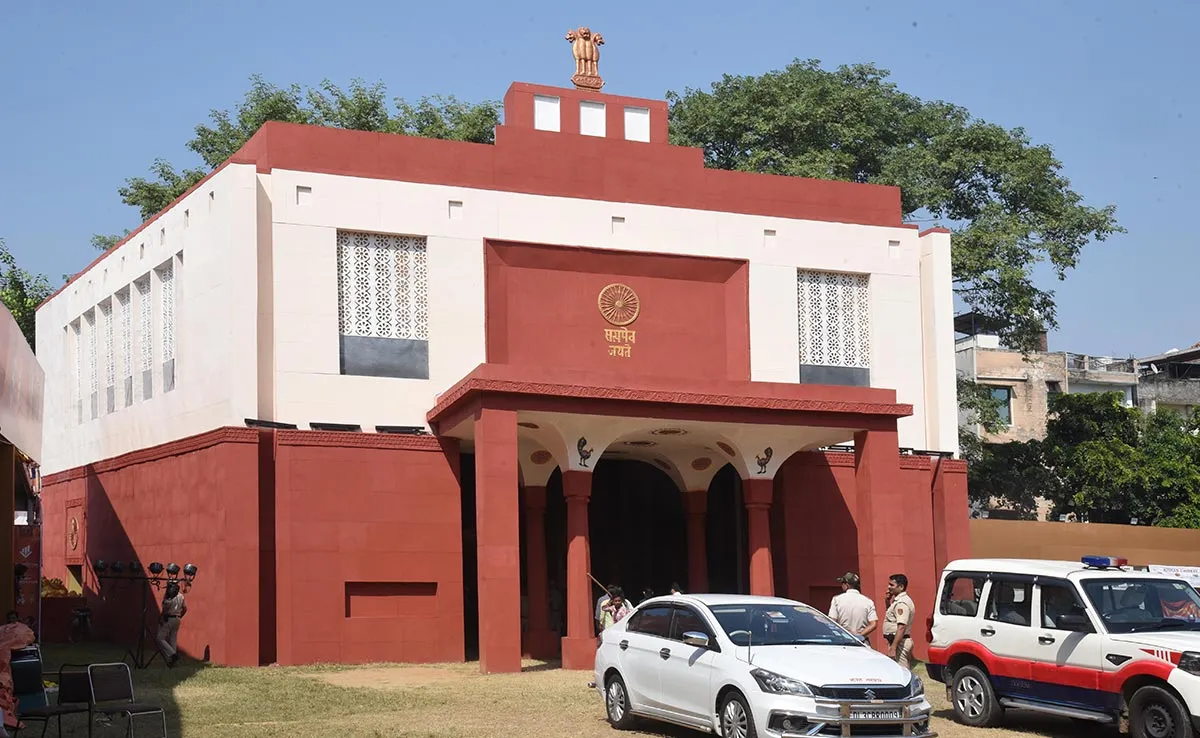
[1138,343,1200,417]
[35,80,967,671]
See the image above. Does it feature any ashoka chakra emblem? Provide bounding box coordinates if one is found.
[598,283,640,326]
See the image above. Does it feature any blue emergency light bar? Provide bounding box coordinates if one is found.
[1082,555,1128,569]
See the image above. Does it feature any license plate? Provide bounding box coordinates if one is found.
[850,708,902,720]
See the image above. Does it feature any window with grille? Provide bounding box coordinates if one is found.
[157,260,176,392]
[99,299,115,413]
[335,231,430,379]
[136,275,153,400]
[84,310,98,419]
[70,321,82,424]
[116,288,133,407]
[796,270,871,387]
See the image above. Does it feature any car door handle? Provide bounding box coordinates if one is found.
[619,640,628,651]
[980,627,995,637]
[1039,635,1056,645]
[659,648,671,660]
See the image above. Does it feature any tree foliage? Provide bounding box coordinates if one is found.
[957,375,1006,466]
[667,60,1124,353]
[118,75,501,222]
[0,238,53,349]
[971,392,1200,526]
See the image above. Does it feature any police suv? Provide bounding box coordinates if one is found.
[927,556,1200,738]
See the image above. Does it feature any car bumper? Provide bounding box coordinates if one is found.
[755,695,936,737]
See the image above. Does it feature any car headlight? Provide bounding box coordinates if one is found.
[750,668,813,696]
[1179,652,1200,675]
[909,674,925,698]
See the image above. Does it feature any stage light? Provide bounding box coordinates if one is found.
[94,560,108,573]
[129,561,143,574]
[183,563,198,579]
[148,562,164,575]
[166,563,180,576]
[111,561,125,574]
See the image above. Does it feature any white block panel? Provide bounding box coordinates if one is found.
[533,95,561,132]
[624,106,650,142]
[580,101,606,137]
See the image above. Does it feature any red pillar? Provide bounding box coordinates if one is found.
[854,426,904,651]
[685,489,708,592]
[932,458,971,572]
[523,485,555,659]
[561,470,595,670]
[474,408,522,674]
[744,478,774,596]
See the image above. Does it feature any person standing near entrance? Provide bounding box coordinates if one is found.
[828,572,877,642]
[882,573,915,669]
[157,581,188,667]
[599,588,632,631]
[595,582,618,636]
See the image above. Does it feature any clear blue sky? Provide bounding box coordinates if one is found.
[1,0,1194,358]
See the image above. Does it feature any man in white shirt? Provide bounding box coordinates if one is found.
[828,572,878,642]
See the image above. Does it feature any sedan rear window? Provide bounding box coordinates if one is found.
[708,603,862,647]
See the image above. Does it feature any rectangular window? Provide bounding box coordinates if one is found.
[985,579,1032,627]
[136,275,153,400]
[623,106,650,142]
[580,101,606,137]
[336,231,429,379]
[796,270,871,387]
[157,261,176,392]
[70,320,82,424]
[116,288,133,407]
[990,386,1013,425]
[533,95,561,132]
[84,310,98,419]
[99,299,115,413]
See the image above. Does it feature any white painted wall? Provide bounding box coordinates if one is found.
[35,164,260,474]
[38,163,957,473]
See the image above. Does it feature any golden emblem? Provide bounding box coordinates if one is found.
[598,283,640,326]
[566,27,605,90]
[68,517,79,551]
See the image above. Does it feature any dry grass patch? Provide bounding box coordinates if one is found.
[37,645,1110,738]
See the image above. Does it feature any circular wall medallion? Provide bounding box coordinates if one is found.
[68,517,79,551]
[597,283,641,326]
[623,440,657,447]
[717,442,736,457]
[517,422,540,430]
[691,458,713,471]
[651,428,687,436]
[530,450,553,465]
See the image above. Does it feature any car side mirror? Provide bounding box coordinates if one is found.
[1056,613,1093,633]
[682,631,710,648]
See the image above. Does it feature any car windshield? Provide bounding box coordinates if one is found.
[1081,578,1200,633]
[707,603,863,647]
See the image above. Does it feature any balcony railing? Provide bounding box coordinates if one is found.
[1065,353,1137,374]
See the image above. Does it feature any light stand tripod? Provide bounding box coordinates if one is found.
[94,560,198,670]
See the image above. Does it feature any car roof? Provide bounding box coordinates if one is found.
[944,558,1167,581]
[643,593,803,608]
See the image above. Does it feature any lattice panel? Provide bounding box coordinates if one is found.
[117,289,132,379]
[336,231,429,341]
[85,311,98,392]
[796,270,871,368]
[99,300,115,389]
[159,262,175,360]
[137,277,152,371]
[71,321,82,404]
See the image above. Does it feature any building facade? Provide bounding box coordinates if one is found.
[35,81,968,671]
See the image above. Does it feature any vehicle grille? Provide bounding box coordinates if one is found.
[812,685,910,700]
[814,725,917,736]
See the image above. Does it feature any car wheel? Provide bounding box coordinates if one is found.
[719,691,758,738]
[604,673,636,730]
[951,664,1002,727]
[1130,685,1194,738]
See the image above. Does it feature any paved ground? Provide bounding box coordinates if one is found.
[38,645,1105,737]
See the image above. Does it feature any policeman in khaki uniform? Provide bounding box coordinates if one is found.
[882,573,915,669]
[827,572,877,642]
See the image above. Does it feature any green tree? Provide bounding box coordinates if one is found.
[0,238,53,349]
[90,230,132,252]
[120,76,501,221]
[667,60,1123,353]
[957,375,1006,465]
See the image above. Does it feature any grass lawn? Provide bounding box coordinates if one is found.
[27,644,1106,737]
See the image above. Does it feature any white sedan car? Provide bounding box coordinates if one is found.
[593,594,935,737]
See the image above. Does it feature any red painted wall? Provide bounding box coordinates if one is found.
[773,451,950,661]
[41,429,262,665]
[272,431,465,666]
[485,240,750,381]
